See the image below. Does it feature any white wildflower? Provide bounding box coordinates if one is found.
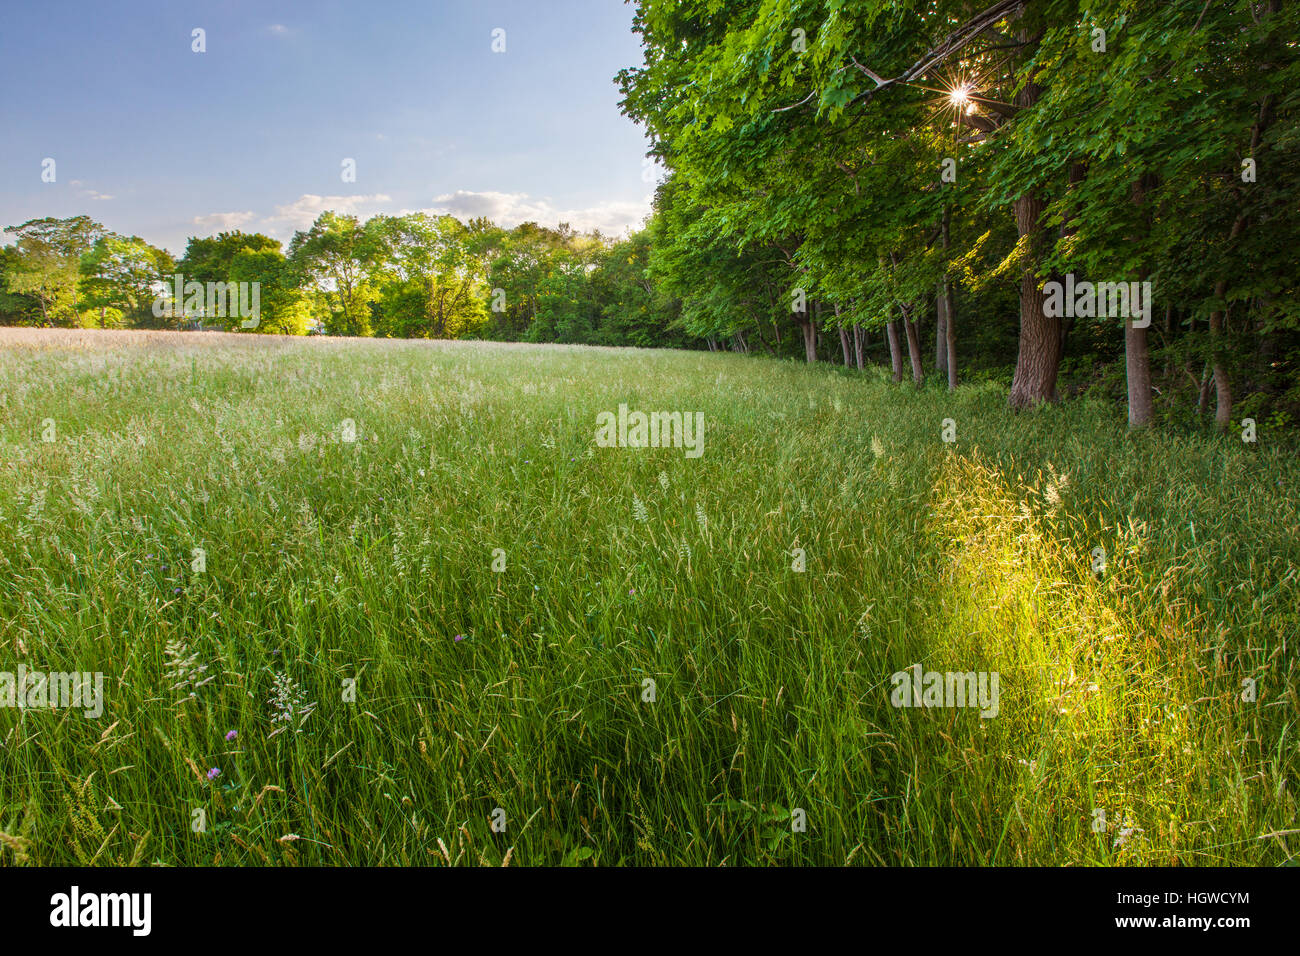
[267,672,317,737]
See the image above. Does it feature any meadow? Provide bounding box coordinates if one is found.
[0,327,1296,866]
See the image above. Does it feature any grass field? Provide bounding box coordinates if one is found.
[0,327,1297,866]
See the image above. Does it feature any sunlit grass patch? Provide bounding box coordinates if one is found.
[906,452,1296,864]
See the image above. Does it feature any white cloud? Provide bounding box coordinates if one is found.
[260,193,393,233]
[68,180,113,201]
[191,211,257,230]
[551,198,653,236]
[189,189,650,243]
[422,190,545,223]
[426,190,652,236]
[268,24,289,35]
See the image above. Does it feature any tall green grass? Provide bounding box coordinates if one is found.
[0,328,1295,865]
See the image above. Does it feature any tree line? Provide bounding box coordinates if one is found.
[0,212,688,349]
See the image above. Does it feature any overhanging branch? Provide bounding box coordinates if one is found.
[848,0,1027,106]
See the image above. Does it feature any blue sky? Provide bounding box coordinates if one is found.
[0,0,657,255]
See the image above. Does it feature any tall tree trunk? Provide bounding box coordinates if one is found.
[1208,301,1232,429]
[1126,317,1153,428]
[901,303,924,385]
[853,324,864,370]
[886,316,904,383]
[1207,218,1246,430]
[833,303,852,367]
[1006,37,1058,409]
[945,300,957,390]
[1007,193,1060,408]
[935,288,948,375]
[941,293,951,374]
[797,314,817,362]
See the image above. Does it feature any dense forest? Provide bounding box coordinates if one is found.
[3,0,1297,434]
